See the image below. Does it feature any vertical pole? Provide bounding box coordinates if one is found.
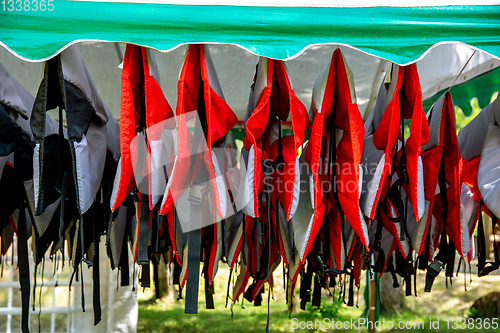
[51,271,56,333]
[7,244,13,333]
[484,214,492,259]
[368,253,376,333]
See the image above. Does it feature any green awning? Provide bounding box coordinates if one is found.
[1,2,500,64]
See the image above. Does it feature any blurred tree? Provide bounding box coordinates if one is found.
[455,92,499,132]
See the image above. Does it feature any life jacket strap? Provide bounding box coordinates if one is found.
[17,201,30,333]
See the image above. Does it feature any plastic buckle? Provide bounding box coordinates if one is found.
[188,183,206,205]
[427,259,443,277]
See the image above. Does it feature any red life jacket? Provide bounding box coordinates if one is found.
[362,64,429,259]
[110,44,174,213]
[234,57,308,304]
[302,49,368,272]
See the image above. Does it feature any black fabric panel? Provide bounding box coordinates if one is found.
[0,164,24,223]
[36,134,65,215]
[64,81,96,142]
[31,56,65,142]
[0,104,23,156]
[101,151,118,230]
[32,206,61,265]
[46,57,65,113]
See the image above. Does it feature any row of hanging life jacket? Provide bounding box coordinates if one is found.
[1,43,500,331]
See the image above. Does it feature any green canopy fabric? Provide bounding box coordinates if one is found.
[1,1,500,64]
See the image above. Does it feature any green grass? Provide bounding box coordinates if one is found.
[138,265,500,332]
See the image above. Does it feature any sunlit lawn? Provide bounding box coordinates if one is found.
[138,263,500,332]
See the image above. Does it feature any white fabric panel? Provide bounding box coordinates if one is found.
[309,59,330,117]
[458,100,494,161]
[24,179,61,236]
[211,150,227,218]
[360,150,386,218]
[251,57,268,112]
[459,197,471,257]
[150,139,166,208]
[45,113,61,137]
[110,158,122,211]
[203,45,225,100]
[106,115,121,162]
[159,154,178,211]
[422,94,444,151]
[146,48,161,84]
[359,208,369,247]
[60,45,110,124]
[241,146,256,218]
[158,128,179,210]
[341,52,357,104]
[412,201,430,254]
[289,155,300,219]
[358,163,363,198]
[211,221,223,280]
[225,211,243,267]
[416,156,425,220]
[291,145,314,260]
[74,123,107,214]
[33,142,41,211]
[0,61,31,119]
[478,120,500,218]
[461,183,478,236]
[418,44,500,102]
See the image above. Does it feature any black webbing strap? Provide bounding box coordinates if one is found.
[140,262,151,288]
[395,254,413,296]
[202,264,213,310]
[18,203,31,333]
[185,74,208,314]
[445,241,456,279]
[418,227,431,270]
[311,273,321,307]
[373,210,386,274]
[92,206,101,325]
[322,126,335,268]
[492,216,500,272]
[424,154,450,292]
[477,201,486,273]
[382,179,404,224]
[225,268,232,308]
[185,187,205,314]
[300,265,312,310]
[385,255,400,288]
[59,172,69,255]
[119,236,130,286]
[153,257,160,300]
[347,267,355,306]
[137,191,150,265]
[424,229,448,293]
[478,212,500,276]
[203,227,215,309]
[398,83,409,186]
